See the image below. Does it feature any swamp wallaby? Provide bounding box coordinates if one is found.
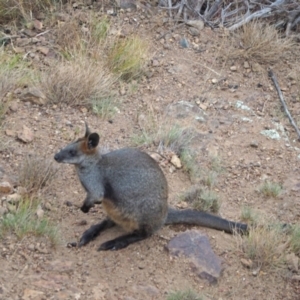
[54,123,248,251]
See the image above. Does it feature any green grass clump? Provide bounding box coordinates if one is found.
[108,36,149,81]
[167,289,204,300]
[0,198,59,245]
[241,206,259,225]
[91,96,118,119]
[259,181,282,198]
[181,186,220,213]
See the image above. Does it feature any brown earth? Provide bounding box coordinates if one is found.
[1,3,300,300]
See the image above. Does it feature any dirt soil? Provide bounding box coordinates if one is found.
[1,3,300,300]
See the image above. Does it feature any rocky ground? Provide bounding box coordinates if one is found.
[0,2,300,299]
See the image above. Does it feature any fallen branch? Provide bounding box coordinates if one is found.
[269,69,300,141]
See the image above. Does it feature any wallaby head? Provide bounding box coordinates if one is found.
[54,123,100,165]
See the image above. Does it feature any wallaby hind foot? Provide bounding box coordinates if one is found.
[79,218,115,247]
[98,228,150,251]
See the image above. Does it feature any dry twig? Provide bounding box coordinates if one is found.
[269,69,300,141]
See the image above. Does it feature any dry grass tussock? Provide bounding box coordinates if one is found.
[18,155,58,195]
[228,21,295,64]
[39,57,116,106]
[107,35,150,81]
[234,214,300,271]
[0,0,62,24]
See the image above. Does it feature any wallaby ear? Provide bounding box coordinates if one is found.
[87,133,100,149]
[85,122,91,138]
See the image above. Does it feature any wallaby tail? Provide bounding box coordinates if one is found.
[165,207,248,234]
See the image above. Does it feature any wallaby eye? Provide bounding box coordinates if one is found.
[69,149,76,156]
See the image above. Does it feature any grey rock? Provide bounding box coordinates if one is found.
[20,87,47,105]
[167,230,222,283]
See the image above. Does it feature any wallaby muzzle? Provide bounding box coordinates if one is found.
[54,152,63,162]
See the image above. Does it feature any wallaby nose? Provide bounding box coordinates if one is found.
[54,153,60,162]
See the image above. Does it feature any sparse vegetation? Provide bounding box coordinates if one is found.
[236,222,288,270]
[0,50,36,99]
[241,206,259,225]
[290,225,300,255]
[108,36,149,81]
[40,57,115,106]
[0,198,59,245]
[91,96,118,119]
[179,149,199,180]
[18,155,58,195]
[0,0,61,24]
[158,125,195,154]
[181,186,220,213]
[259,180,282,198]
[167,289,204,300]
[228,21,294,64]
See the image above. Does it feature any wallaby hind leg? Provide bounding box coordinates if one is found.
[98,227,150,251]
[79,218,116,247]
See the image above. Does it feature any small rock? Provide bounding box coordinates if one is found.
[44,202,52,211]
[286,253,299,272]
[189,28,200,36]
[5,129,15,137]
[176,201,188,209]
[0,181,13,194]
[185,20,204,31]
[22,288,44,300]
[7,194,22,204]
[13,47,25,54]
[179,38,189,48]
[33,19,43,30]
[80,107,88,114]
[20,87,47,105]
[241,258,253,268]
[0,206,8,215]
[170,155,182,169]
[244,61,250,69]
[152,59,159,67]
[17,186,28,195]
[230,66,237,71]
[28,244,35,251]
[252,62,261,73]
[150,153,161,162]
[7,204,16,213]
[211,78,218,84]
[250,141,259,148]
[37,46,49,56]
[17,125,34,143]
[36,205,44,219]
[9,101,18,112]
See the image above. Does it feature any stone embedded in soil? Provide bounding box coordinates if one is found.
[20,87,47,105]
[22,288,44,300]
[286,253,299,272]
[0,181,13,194]
[17,125,34,143]
[170,155,182,169]
[167,230,222,284]
[7,193,22,204]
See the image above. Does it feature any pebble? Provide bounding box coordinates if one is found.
[0,181,13,194]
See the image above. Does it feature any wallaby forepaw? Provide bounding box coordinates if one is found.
[98,240,128,251]
[79,228,98,247]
